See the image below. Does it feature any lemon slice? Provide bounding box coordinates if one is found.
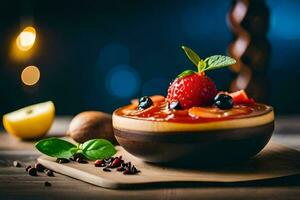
[3,101,55,140]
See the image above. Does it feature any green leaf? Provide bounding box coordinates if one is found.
[82,139,116,160]
[197,60,206,72]
[35,138,77,159]
[177,70,195,79]
[203,55,236,72]
[181,46,202,67]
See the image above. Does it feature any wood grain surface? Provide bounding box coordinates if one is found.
[37,142,300,189]
[1,116,300,200]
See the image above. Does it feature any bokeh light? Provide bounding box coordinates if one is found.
[270,0,300,39]
[16,26,36,51]
[21,66,40,86]
[105,65,140,98]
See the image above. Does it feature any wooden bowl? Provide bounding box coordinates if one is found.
[112,105,275,164]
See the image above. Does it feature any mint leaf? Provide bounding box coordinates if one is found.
[35,138,77,159]
[197,60,206,72]
[82,139,116,160]
[203,55,236,71]
[177,70,195,79]
[181,46,202,67]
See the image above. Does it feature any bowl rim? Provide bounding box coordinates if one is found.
[112,105,274,133]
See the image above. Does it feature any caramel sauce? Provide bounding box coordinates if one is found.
[115,101,270,124]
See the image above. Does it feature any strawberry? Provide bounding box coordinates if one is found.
[229,90,255,104]
[167,72,217,109]
[166,46,236,109]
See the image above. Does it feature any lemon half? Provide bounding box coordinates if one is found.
[3,101,55,140]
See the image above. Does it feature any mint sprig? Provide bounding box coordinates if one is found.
[35,137,116,160]
[181,45,236,74]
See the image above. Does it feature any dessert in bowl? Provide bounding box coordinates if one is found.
[113,46,275,163]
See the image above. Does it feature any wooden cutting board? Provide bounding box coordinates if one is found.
[38,142,300,189]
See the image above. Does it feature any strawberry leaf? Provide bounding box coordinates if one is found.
[181,46,202,68]
[177,70,195,79]
[197,60,206,72]
[203,55,236,71]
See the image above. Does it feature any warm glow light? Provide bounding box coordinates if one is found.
[16,27,36,51]
[21,66,40,86]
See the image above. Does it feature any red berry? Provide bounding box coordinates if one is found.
[229,90,255,105]
[94,160,104,167]
[167,73,217,109]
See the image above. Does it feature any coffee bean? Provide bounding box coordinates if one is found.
[44,181,51,187]
[76,157,88,164]
[13,161,21,167]
[103,167,111,172]
[104,157,114,164]
[28,168,37,176]
[70,153,84,161]
[25,165,32,172]
[35,163,45,172]
[56,158,70,164]
[46,170,54,177]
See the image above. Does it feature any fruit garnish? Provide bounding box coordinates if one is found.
[3,101,55,140]
[188,106,249,118]
[167,46,236,109]
[138,96,154,110]
[228,90,255,104]
[130,95,165,106]
[214,93,234,110]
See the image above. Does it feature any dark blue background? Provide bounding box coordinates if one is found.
[1,0,300,115]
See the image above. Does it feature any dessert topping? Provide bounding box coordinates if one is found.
[229,90,255,104]
[166,46,236,109]
[169,101,182,110]
[214,94,234,109]
[138,96,153,110]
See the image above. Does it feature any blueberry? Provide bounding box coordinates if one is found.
[214,94,234,109]
[138,96,153,110]
[169,101,181,110]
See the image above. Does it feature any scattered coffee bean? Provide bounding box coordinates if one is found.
[35,163,45,172]
[93,155,140,175]
[13,161,21,167]
[25,165,32,172]
[123,164,140,175]
[69,153,85,161]
[46,170,54,177]
[56,158,70,164]
[44,181,51,187]
[103,167,111,172]
[131,165,139,174]
[76,157,88,164]
[28,167,37,176]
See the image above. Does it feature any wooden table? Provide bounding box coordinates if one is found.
[1,116,300,200]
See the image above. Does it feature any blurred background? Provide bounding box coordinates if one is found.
[1,0,300,118]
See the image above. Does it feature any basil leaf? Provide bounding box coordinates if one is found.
[177,70,195,79]
[181,46,202,67]
[204,55,236,71]
[82,139,116,160]
[35,138,77,159]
